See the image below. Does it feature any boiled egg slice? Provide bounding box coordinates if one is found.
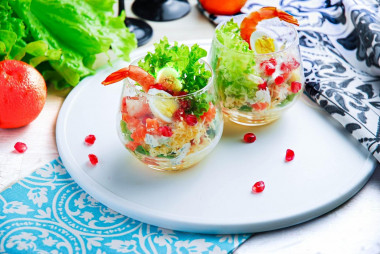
[250,30,279,54]
[147,88,179,123]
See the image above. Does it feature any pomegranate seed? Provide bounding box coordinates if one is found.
[158,126,173,137]
[14,142,27,153]
[280,62,290,73]
[179,99,191,110]
[185,114,198,126]
[291,81,302,93]
[269,58,277,66]
[173,108,185,121]
[260,58,277,76]
[264,64,276,76]
[84,134,96,145]
[88,154,98,165]
[274,75,285,85]
[243,133,256,143]
[252,181,265,193]
[285,149,295,162]
[258,81,267,90]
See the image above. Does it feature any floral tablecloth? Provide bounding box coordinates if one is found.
[0,158,249,253]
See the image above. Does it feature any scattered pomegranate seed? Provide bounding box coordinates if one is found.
[88,154,98,165]
[14,142,27,153]
[291,81,302,93]
[285,149,295,162]
[258,81,267,90]
[185,114,198,126]
[158,126,173,137]
[84,134,96,145]
[274,75,285,85]
[173,108,185,121]
[252,181,265,193]
[243,133,256,143]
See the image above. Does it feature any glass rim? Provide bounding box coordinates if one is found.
[213,14,299,57]
[124,57,214,99]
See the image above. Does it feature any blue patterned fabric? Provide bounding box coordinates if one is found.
[0,158,250,254]
[198,0,380,162]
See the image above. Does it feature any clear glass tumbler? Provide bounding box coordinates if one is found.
[117,58,223,171]
[210,15,305,126]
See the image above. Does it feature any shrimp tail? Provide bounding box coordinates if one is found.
[240,7,299,46]
[101,65,155,92]
[276,9,299,26]
[101,67,129,85]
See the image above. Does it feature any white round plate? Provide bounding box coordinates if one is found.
[56,42,377,234]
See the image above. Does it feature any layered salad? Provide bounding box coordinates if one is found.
[210,8,304,125]
[103,38,223,170]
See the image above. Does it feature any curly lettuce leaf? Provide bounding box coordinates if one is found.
[1,0,136,89]
[215,19,251,53]
[138,37,211,93]
[211,19,259,105]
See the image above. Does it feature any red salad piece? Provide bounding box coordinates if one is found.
[258,81,267,90]
[252,181,265,193]
[274,75,285,85]
[14,142,27,153]
[291,81,302,93]
[173,108,186,121]
[159,126,173,137]
[149,83,164,90]
[185,114,198,126]
[285,149,295,162]
[88,154,98,165]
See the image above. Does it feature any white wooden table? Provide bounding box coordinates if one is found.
[1,1,379,253]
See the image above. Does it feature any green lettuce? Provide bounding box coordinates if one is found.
[0,0,136,89]
[138,37,211,94]
[211,19,258,106]
[215,19,251,53]
[138,37,213,118]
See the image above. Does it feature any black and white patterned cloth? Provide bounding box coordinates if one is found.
[198,0,380,162]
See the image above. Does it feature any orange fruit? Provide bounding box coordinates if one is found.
[0,60,47,128]
[199,0,247,15]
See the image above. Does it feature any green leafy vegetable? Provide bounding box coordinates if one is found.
[138,37,212,118]
[278,93,298,107]
[188,93,211,118]
[138,37,211,93]
[135,145,150,156]
[0,0,137,89]
[215,19,251,53]
[239,105,253,112]
[211,19,258,108]
[157,154,176,159]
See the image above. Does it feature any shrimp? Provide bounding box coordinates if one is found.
[101,65,155,92]
[240,7,299,46]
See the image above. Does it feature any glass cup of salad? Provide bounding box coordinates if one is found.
[210,7,304,126]
[102,38,223,171]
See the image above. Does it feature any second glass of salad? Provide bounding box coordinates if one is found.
[210,7,304,126]
[102,38,223,171]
